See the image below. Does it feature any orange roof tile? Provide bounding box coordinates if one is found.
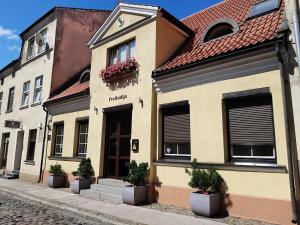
[155,0,284,74]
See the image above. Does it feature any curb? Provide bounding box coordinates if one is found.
[0,186,145,225]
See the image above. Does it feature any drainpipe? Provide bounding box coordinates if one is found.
[291,0,300,71]
[277,41,299,223]
[38,105,49,183]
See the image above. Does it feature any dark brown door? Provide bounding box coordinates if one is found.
[1,133,10,169]
[105,109,132,179]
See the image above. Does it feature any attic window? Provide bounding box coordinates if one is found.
[79,70,90,83]
[249,0,281,18]
[203,23,234,43]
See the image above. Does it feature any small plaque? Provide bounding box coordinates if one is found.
[132,139,139,152]
[4,120,21,129]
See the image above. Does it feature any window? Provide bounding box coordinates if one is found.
[1,78,4,86]
[161,103,191,159]
[6,87,14,112]
[109,40,136,65]
[204,23,234,42]
[27,37,35,59]
[0,92,3,113]
[249,0,281,18]
[37,29,47,53]
[77,120,89,156]
[21,81,30,107]
[33,76,43,103]
[54,124,64,156]
[27,129,37,161]
[79,70,90,83]
[226,94,276,163]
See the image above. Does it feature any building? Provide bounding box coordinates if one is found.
[0,7,111,182]
[43,0,298,224]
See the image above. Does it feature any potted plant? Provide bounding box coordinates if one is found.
[48,164,65,188]
[122,160,149,205]
[71,158,94,194]
[185,159,227,217]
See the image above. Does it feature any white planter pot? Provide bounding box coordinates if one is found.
[48,175,65,188]
[190,192,221,217]
[122,185,146,205]
[71,178,91,194]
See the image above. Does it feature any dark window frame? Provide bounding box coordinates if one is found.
[161,103,191,160]
[26,129,37,161]
[0,92,3,113]
[204,23,234,43]
[76,120,89,157]
[225,93,277,164]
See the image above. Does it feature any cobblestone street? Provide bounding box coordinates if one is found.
[0,192,112,225]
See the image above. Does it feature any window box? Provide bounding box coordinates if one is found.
[100,58,138,83]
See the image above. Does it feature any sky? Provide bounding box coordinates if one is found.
[0,0,222,69]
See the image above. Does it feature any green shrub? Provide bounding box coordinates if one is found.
[185,159,227,194]
[49,164,63,176]
[72,158,94,179]
[123,160,149,186]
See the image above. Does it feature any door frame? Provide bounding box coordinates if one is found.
[0,133,10,170]
[103,105,132,179]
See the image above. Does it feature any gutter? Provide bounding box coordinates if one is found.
[38,105,49,183]
[276,40,299,224]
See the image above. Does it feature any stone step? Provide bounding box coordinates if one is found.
[0,175,18,180]
[91,184,122,195]
[0,169,5,176]
[6,173,19,179]
[98,178,129,188]
[11,170,20,175]
[99,192,123,204]
[80,189,100,200]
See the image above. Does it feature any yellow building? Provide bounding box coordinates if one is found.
[44,1,299,224]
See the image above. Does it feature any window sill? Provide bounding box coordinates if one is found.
[48,156,84,162]
[31,102,41,107]
[23,48,53,66]
[153,160,287,173]
[20,105,29,110]
[24,160,35,165]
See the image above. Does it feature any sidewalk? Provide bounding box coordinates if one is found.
[0,179,225,225]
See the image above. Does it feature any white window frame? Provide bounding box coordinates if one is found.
[230,145,276,160]
[21,81,30,107]
[27,37,35,60]
[77,121,89,156]
[33,75,43,103]
[54,124,64,156]
[164,143,191,157]
[109,39,136,65]
[37,28,48,53]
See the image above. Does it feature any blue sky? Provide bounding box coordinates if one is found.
[0,0,222,69]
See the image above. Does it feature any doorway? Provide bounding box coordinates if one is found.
[14,131,24,171]
[0,133,10,170]
[104,109,132,179]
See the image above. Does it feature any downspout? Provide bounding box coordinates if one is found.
[277,41,299,223]
[38,105,49,183]
[290,0,300,73]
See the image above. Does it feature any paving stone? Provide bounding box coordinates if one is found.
[0,193,113,225]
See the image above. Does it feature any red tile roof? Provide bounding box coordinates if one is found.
[47,81,89,102]
[155,0,284,74]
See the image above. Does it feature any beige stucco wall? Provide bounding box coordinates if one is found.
[89,14,157,179]
[156,70,291,200]
[102,13,146,39]
[45,109,90,173]
[0,19,57,181]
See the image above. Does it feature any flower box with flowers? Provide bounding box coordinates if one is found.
[100,59,138,83]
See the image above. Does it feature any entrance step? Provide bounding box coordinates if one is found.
[0,169,5,176]
[0,170,19,179]
[79,179,128,204]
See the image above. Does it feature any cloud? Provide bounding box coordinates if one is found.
[7,45,20,52]
[0,25,19,40]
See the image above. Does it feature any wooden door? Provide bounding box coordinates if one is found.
[106,109,132,179]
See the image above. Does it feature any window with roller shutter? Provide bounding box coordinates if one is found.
[226,94,276,163]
